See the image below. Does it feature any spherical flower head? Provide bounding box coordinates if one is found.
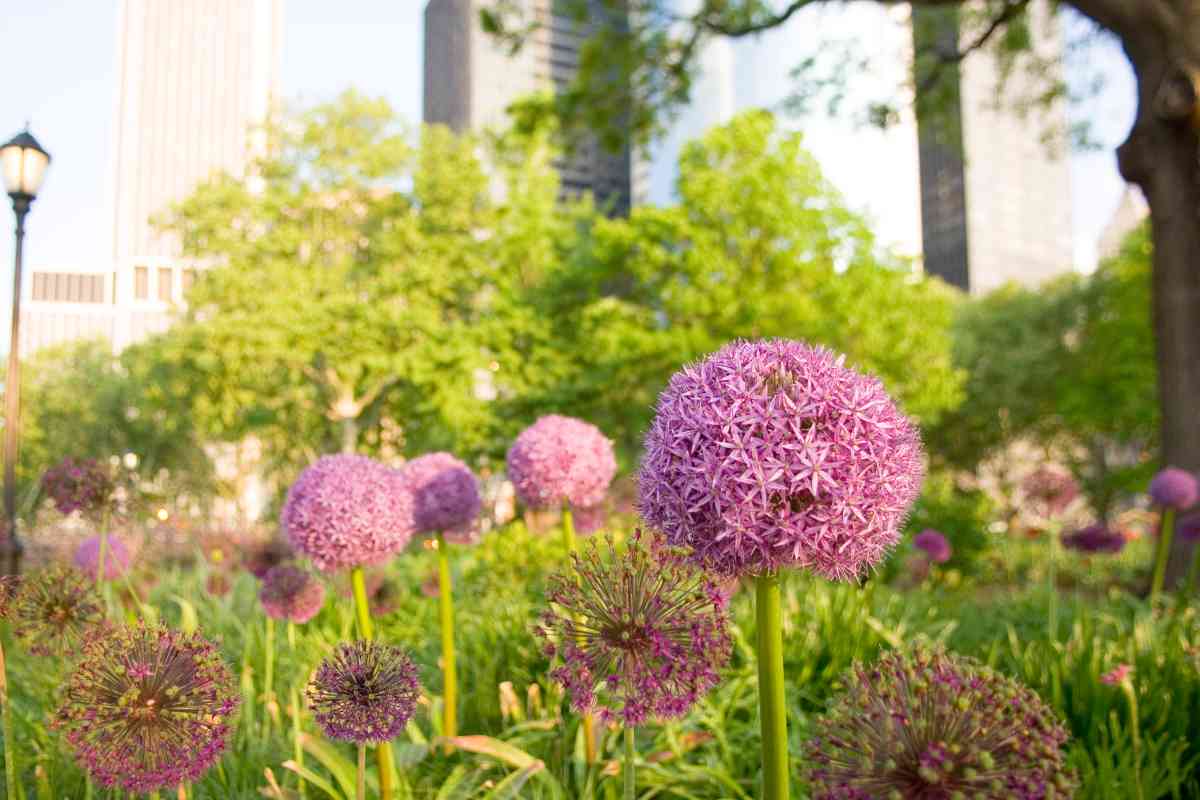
[571,502,608,536]
[73,534,133,581]
[1100,664,1133,686]
[1149,467,1198,510]
[1061,524,1125,555]
[507,415,617,510]
[306,640,421,744]
[913,529,952,563]
[534,531,732,726]
[400,452,482,536]
[41,457,115,518]
[243,537,294,578]
[1023,466,1080,518]
[12,566,105,657]
[282,454,415,572]
[206,572,232,598]
[805,647,1077,800]
[259,564,326,623]
[1179,513,1200,543]
[639,340,924,579]
[53,624,239,793]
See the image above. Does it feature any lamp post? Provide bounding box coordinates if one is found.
[0,128,51,574]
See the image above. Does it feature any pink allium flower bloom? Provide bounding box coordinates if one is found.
[41,457,114,517]
[507,415,617,510]
[73,535,133,581]
[1179,513,1200,543]
[400,452,482,537]
[1149,467,1199,510]
[12,566,105,657]
[1061,524,1125,555]
[54,624,239,794]
[535,531,732,726]
[805,647,1077,800]
[912,529,952,564]
[307,640,420,744]
[1101,664,1133,685]
[1023,466,1080,517]
[639,340,924,579]
[282,454,415,572]
[259,564,326,623]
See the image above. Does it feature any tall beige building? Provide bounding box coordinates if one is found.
[23,0,283,354]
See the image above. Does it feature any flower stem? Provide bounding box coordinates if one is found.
[349,566,394,800]
[436,533,457,750]
[1188,543,1200,597]
[288,620,296,651]
[356,743,366,800]
[1047,526,1059,640]
[755,572,789,800]
[1151,508,1176,599]
[623,726,636,800]
[263,616,275,735]
[291,686,306,799]
[1122,679,1144,800]
[561,504,576,554]
[96,515,109,593]
[1,638,16,800]
[559,505,597,762]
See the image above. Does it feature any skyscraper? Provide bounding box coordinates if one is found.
[23,0,283,354]
[423,0,640,213]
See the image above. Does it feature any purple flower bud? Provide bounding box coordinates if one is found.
[912,529,952,563]
[259,564,326,623]
[1149,467,1199,510]
[507,415,617,510]
[307,640,421,744]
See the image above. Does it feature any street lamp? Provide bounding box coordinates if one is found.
[0,127,51,573]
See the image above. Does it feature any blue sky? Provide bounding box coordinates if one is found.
[1,1,1134,299]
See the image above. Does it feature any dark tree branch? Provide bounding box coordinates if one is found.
[915,0,1031,96]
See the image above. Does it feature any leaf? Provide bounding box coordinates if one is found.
[172,594,199,634]
[281,759,346,800]
[300,733,358,799]
[441,736,542,771]
[483,762,544,799]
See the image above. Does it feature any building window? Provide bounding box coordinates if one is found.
[182,268,197,294]
[134,266,149,300]
[157,267,173,302]
[30,272,106,303]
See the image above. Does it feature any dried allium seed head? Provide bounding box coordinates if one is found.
[400,452,482,536]
[805,647,1077,800]
[306,640,421,744]
[507,415,617,510]
[0,575,20,620]
[259,564,326,623]
[12,566,105,657]
[639,340,924,579]
[534,531,732,726]
[53,624,239,793]
[73,534,133,581]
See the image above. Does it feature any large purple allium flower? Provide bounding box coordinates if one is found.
[639,340,924,579]
[54,624,238,793]
[535,531,731,726]
[282,455,415,572]
[912,529,952,564]
[242,537,293,578]
[306,640,421,744]
[400,452,482,536]
[41,457,114,517]
[259,564,326,623]
[1023,466,1080,518]
[1062,524,1125,555]
[1149,467,1199,510]
[805,647,1077,800]
[507,415,617,510]
[12,566,105,657]
[1179,513,1200,543]
[73,535,133,581]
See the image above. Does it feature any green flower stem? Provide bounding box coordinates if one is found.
[356,744,366,800]
[561,504,576,555]
[1150,508,1176,599]
[95,511,110,593]
[624,726,636,800]
[559,505,598,762]
[755,572,789,800]
[2,638,16,800]
[288,620,297,651]
[263,616,276,734]
[437,533,457,749]
[1121,678,1144,800]
[1188,544,1200,597]
[1047,524,1059,640]
[291,687,306,799]
[349,566,394,800]
[149,793,160,800]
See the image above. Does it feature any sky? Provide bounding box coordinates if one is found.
[1,1,1136,305]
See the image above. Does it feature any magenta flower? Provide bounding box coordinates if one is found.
[259,564,326,624]
[73,535,133,581]
[242,537,293,578]
[1062,524,1125,555]
[41,457,114,518]
[1023,466,1080,517]
[400,452,482,536]
[1100,664,1133,686]
[282,454,415,572]
[912,529,952,563]
[307,640,421,744]
[1149,467,1198,510]
[805,647,1076,800]
[1179,513,1200,543]
[571,502,608,536]
[507,415,617,510]
[639,340,924,579]
[54,624,238,793]
[12,566,105,657]
[535,531,732,726]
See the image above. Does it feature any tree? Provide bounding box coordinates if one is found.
[484,0,1200,581]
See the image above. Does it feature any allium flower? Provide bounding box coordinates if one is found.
[639,340,924,579]
[1149,467,1199,510]
[306,640,420,744]
[259,564,326,623]
[805,647,1077,800]
[1061,524,1125,555]
[507,415,617,510]
[242,537,293,578]
[54,624,239,793]
[1179,513,1200,543]
[571,503,608,536]
[73,534,133,580]
[1100,664,1133,685]
[0,575,20,619]
[41,457,114,517]
[1023,466,1080,517]
[400,452,482,536]
[913,529,952,563]
[12,566,105,657]
[282,454,415,572]
[205,572,232,598]
[534,531,732,726]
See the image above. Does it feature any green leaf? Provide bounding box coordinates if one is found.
[300,733,358,799]
[281,759,347,800]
